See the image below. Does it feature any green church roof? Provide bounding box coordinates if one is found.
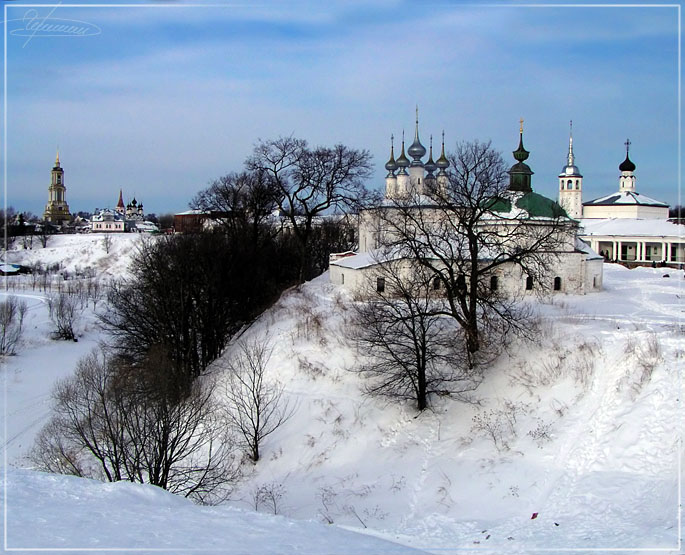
[515,191,568,218]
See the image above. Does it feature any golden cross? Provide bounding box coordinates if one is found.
[519,118,524,133]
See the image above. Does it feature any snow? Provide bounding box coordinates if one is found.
[580,217,684,238]
[1,234,683,553]
[3,468,422,553]
[583,191,668,207]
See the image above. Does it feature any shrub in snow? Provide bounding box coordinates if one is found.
[0,296,27,355]
[47,293,81,340]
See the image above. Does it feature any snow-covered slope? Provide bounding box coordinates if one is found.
[3,468,422,553]
[4,232,147,278]
[1,234,682,553]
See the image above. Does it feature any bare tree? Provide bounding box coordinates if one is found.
[47,293,81,340]
[353,257,478,411]
[0,296,27,355]
[38,224,52,248]
[191,169,282,244]
[377,139,569,362]
[248,137,373,282]
[31,347,240,504]
[102,234,113,254]
[222,339,294,462]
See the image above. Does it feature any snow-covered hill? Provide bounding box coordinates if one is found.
[3,468,422,553]
[1,234,682,553]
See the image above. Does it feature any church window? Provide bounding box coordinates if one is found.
[567,180,572,189]
[593,276,597,288]
[341,274,344,285]
[554,276,562,291]
[433,277,440,290]
[377,277,385,293]
[525,276,533,290]
[490,275,498,291]
[457,274,466,291]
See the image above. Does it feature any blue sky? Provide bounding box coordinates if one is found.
[4,1,681,216]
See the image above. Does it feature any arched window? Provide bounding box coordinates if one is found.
[567,180,572,189]
[526,276,533,290]
[490,275,498,291]
[575,180,579,189]
[457,274,466,292]
[433,277,440,290]
[376,277,385,293]
[554,276,562,291]
[341,273,344,285]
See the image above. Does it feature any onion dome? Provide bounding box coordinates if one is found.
[396,131,410,174]
[508,119,534,193]
[424,135,437,176]
[408,106,426,165]
[435,131,449,173]
[385,135,398,176]
[131,198,138,206]
[619,138,636,172]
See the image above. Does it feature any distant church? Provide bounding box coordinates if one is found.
[555,126,682,264]
[43,151,71,224]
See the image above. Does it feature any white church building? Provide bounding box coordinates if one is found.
[557,131,683,264]
[330,117,603,296]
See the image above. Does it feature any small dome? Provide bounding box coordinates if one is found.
[424,136,437,174]
[619,154,635,172]
[385,138,397,174]
[396,141,410,168]
[436,131,449,171]
[560,164,582,177]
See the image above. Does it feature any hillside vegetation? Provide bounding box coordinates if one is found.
[1,233,681,552]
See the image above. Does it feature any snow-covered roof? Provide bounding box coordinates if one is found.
[583,191,668,208]
[330,248,403,270]
[91,209,124,222]
[579,218,684,238]
[0,263,20,274]
[574,237,603,260]
[175,209,208,216]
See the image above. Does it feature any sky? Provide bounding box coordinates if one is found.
[3,0,681,217]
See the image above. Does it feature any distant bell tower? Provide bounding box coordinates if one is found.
[43,150,71,224]
[558,121,583,219]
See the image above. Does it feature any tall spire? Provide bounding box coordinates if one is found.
[55,148,60,168]
[559,120,582,177]
[567,120,575,167]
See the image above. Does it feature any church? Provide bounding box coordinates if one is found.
[556,127,682,264]
[330,116,603,296]
[42,151,71,224]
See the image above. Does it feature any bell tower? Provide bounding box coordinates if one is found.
[558,121,583,219]
[43,150,71,224]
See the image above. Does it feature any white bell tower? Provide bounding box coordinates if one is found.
[558,121,583,219]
